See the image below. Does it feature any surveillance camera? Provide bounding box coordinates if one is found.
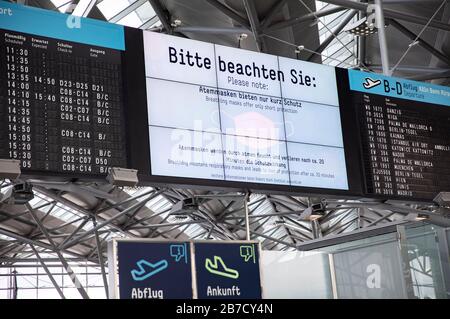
[1,182,34,205]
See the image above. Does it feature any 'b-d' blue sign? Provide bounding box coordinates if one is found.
[0,1,124,50]
[348,69,450,107]
[115,240,193,299]
[193,241,262,299]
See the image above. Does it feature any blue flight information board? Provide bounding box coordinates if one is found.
[0,1,127,176]
[193,241,262,299]
[348,69,450,200]
[115,240,193,299]
[0,1,124,50]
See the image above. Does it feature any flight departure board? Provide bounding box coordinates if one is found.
[0,2,127,176]
[348,70,450,200]
[3,2,450,201]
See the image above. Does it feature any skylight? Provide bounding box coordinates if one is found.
[71,0,93,17]
[315,1,358,68]
[97,0,131,20]
[50,0,72,13]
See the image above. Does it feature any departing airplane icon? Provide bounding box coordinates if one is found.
[131,259,168,281]
[363,77,382,89]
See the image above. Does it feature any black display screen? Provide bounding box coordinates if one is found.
[2,2,449,202]
[0,29,127,176]
[123,33,364,198]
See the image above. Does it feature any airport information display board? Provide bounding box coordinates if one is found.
[144,31,349,192]
[1,2,450,201]
[348,70,450,200]
[0,2,127,175]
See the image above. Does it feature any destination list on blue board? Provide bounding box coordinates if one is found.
[357,93,450,199]
[0,29,127,174]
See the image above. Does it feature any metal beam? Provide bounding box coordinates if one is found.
[92,219,109,298]
[243,0,263,51]
[297,220,408,250]
[34,186,151,237]
[96,189,156,215]
[127,219,209,230]
[396,225,416,298]
[369,65,450,73]
[72,0,97,17]
[261,0,288,29]
[408,70,450,80]
[148,0,173,34]
[311,220,322,239]
[26,204,90,299]
[140,15,161,29]
[108,0,149,23]
[358,12,366,68]
[0,227,55,251]
[0,257,96,263]
[204,0,251,29]
[383,0,442,3]
[59,195,154,250]
[175,26,249,34]
[436,228,450,298]
[224,209,305,220]
[0,226,100,264]
[243,192,250,240]
[221,221,298,249]
[389,19,450,66]
[267,6,347,31]
[82,0,97,17]
[366,212,395,227]
[56,218,91,250]
[375,0,391,75]
[319,0,450,31]
[29,244,65,299]
[307,10,357,61]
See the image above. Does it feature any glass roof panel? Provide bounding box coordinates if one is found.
[97,0,132,20]
[117,12,144,28]
[315,1,358,68]
[50,0,71,13]
[135,1,156,22]
[72,0,92,17]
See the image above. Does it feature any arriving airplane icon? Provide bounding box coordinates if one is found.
[205,256,239,279]
[363,77,382,89]
[131,259,168,281]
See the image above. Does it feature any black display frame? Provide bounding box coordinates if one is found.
[340,70,450,202]
[126,28,365,198]
[3,19,445,203]
[0,26,129,181]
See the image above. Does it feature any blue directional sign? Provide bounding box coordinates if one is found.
[348,69,450,107]
[193,241,262,299]
[0,1,125,50]
[115,240,193,299]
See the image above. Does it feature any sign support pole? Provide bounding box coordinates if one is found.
[244,192,250,241]
[375,0,390,75]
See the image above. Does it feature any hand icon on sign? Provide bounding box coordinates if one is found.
[170,244,188,263]
[240,245,256,263]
